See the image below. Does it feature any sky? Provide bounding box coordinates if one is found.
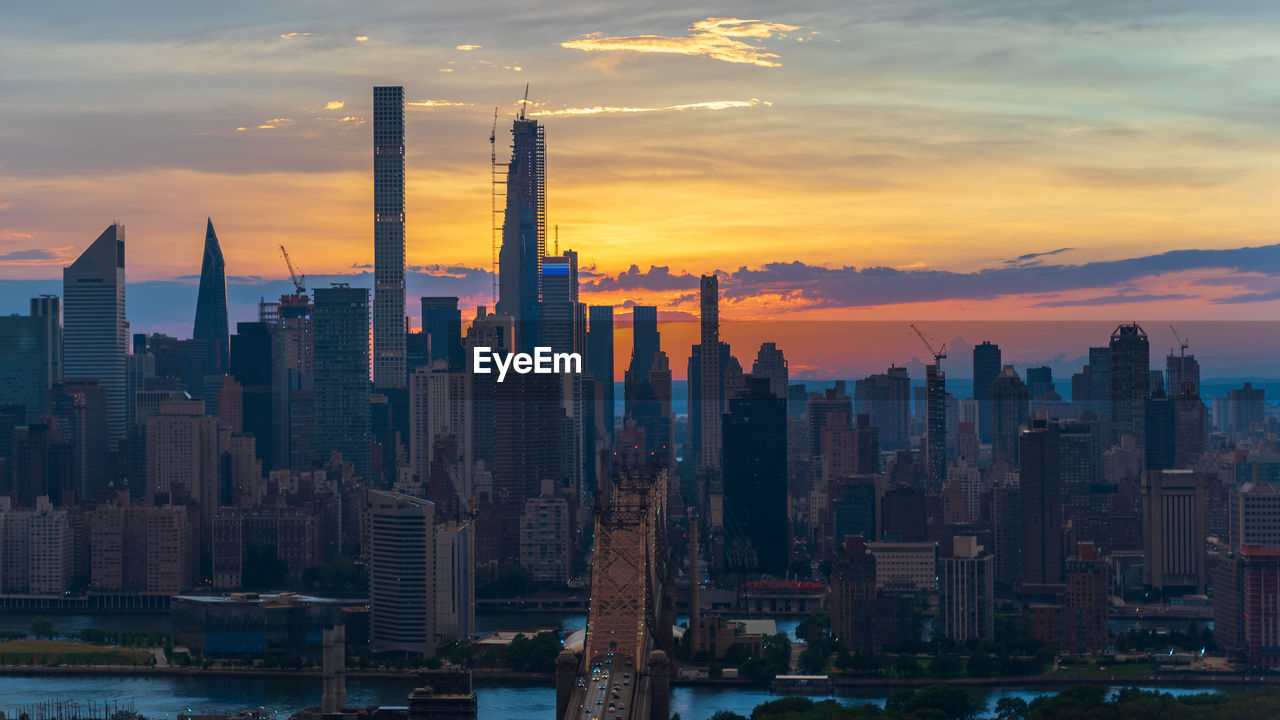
[2,0,1280,362]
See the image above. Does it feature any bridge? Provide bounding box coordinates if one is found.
[556,466,675,720]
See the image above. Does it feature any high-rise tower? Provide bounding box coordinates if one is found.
[1109,323,1150,449]
[373,86,407,388]
[496,108,547,352]
[697,275,721,473]
[64,224,127,440]
[314,284,371,478]
[972,341,1000,443]
[193,219,229,375]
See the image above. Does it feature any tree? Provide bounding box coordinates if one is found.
[29,617,54,639]
[897,685,984,720]
[795,614,831,644]
[994,696,1028,720]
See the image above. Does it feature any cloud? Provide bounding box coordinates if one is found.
[324,101,344,110]
[279,32,314,40]
[1005,247,1074,266]
[529,98,770,117]
[0,230,35,241]
[581,244,1280,310]
[355,36,368,42]
[560,17,802,68]
[407,99,470,108]
[1031,292,1193,308]
[456,44,482,51]
[0,247,74,266]
[582,265,700,293]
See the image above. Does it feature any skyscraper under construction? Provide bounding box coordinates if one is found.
[496,104,546,352]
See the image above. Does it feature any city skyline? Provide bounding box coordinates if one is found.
[4,1,1280,325]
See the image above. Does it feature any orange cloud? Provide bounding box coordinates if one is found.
[456,44,483,51]
[407,99,469,108]
[324,101,345,110]
[561,17,802,67]
[529,98,769,117]
[279,32,314,40]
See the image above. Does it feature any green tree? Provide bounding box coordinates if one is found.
[994,696,1028,720]
[29,617,54,639]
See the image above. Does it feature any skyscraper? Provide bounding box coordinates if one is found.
[925,363,946,487]
[1109,323,1150,448]
[537,251,578,354]
[29,295,62,390]
[193,219,229,375]
[0,314,49,423]
[854,367,910,450]
[1166,352,1200,398]
[421,297,463,370]
[991,366,1029,463]
[586,306,614,441]
[373,86,406,388]
[63,223,127,440]
[313,284,371,478]
[751,342,789,401]
[1020,420,1064,593]
[722,378,787,574]
[368,489,436,655]
[496,109,547,352]
[972,341,1000,443]
[697,275,721,473]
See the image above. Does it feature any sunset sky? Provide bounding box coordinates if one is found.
[3,0,1280,357]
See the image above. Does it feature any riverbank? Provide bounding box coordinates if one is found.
[0,663,1269,689]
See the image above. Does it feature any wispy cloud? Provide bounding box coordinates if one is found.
[456,44,482,51]
[561,17,802,67]
[0,230,34,241]
[407,99,470,109]
[529,98,770,117]
[279,32,314,40]
[1005,247,1074,267]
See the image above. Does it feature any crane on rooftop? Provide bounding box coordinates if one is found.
[910,324,947,367]
[1170,324,1190,358]
[279,244,305,295]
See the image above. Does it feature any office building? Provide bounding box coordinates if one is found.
[0,314,48,423]
[1144,391,1175,471]
[373,85,407,389]
[723,378,788,574]
[1030,542,1108,655]
[991,366,1029,463]
[421,297,464,370]
[697,275,722,474]
[537,251,578,354]
[193,219,230,375]
[1142,469,1207,594]
[368,490,437,655]
[29,295,62,392]
[64,223,128,439]
[1020,419,1064,592]
[938,536,994,641]
[1026,366,1054,400]
[972,341,1000,443]
[1109,323,1150,448]
[586,305,614,441]
[866,541,937,593]
[827,537,914,651]
[855,367,910,450]
[1230,482,1280,551]
[751,342,789,400]
[1166,352,1200,398]
[146,398,219,517]
[313,284,371,478]
[519,485,572,585]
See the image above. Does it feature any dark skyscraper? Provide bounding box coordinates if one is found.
[420,297,463,369]
[193,219,229,375]
[991,365,1029,464]
[972,341,1000,443]
[1145,391,1175,472]
[30,295,62,392]
[314,284,371,478]
[855,367,910,450]
[586,306,614,440]
[373,86,406,389]
[723,378,787,574]
[496,110,546,352]
[1166,352,1200,398]
[230,321,275,470]
[537,251,578,354]
[925,364,946,487]
[1020,419,1064,593]
[64,223,127,440]
[1109,323,1150,448]
[697,275,721,474]
[1026,366,1054,400]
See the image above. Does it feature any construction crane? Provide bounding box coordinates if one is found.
[1169,324,1190,358]
[518,83,529,120]
[279,244,305,295]
[490,107,500,303]
[910,324,947,366]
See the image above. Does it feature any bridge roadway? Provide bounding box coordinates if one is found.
[564,653,652,720]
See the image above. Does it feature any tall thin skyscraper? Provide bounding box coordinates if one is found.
[496,109,547,352]
[421,297,463,370]
[537,251,578,354]
[373,86,407,388]
[972,341,1000,443]
[991,365,1029,463]
[1020,419,1064,593]
[1109,323,1150,448]
[193,219,229,375]
[64,224,127,440]
[697,275,721,473]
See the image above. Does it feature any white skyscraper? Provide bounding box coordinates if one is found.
[63,224,127,439]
